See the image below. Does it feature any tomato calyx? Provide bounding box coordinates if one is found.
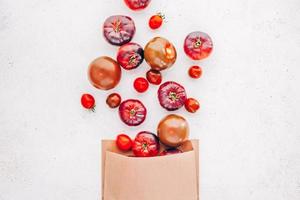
[112,19,122,33]
[90,105,96,112]
[194,38,202,48]
[128,54,138,65]
[169,92,178,102]
[157,12,165,20]
[142,142,148,150]
[129,108,136,117]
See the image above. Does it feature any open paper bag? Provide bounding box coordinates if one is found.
[102,140,199,200]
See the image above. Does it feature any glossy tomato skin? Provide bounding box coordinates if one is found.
[116,134,133,151]
[149,15,163,29]
[144,37,177,71]
[124,0,151,11]
[158,81,187,111]
[184,31,213,60]
[117,43,144,70]
[188,65,202,79]
[185,98,200,113]
[157,114,189,147]
[81,94,95,109]
[134,77,149,93]
[106,93,122,108]
[132,131,160,157]
[146,69,162,85]
[159,148,182,156]
[103,15,135,46]
[119,99,147,126]
[88,56,121,90]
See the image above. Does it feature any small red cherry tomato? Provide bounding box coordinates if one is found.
[106,93,122,108]
[81,94,95,111]
[149,13,164,29]
[116,134,133,151]
[146,69,162,85]
[188,66,202,79]
[185,98,200,113]
[134,77,149,93]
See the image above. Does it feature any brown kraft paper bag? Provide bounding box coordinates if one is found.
[101,140,199,200]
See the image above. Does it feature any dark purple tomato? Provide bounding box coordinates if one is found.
[103,15,136,46]
[117,43,144,70]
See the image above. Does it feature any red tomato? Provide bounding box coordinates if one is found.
[149,14,164,29]
[133,77,149,93]
[81,94,95,111]
[184,31,213,60]
[132,131,160,157]
[124,0,151,11]
[116,134,133,151]
[146,69,162,85]
[184,98,200,113]
[188,66,202,79]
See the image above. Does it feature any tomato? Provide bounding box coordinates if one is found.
[103,15,135,46]
[159,148,182,156]
[188,65,202,79]
[184,98,200,113]
[117,43,144,70]
[116,134,133,151]
[157,114,189,147]
[81,94,95,111]
[149,14,164,29]
[88,56,121,90]
[133,77,149,93]
[184,31,213,60]
[124,0,151,11]
[144,37,177,71]
[157,81,187,111]
[106,93,122,108]
[132,131,160,157]
[119,99,147,126]
[146,69,162,85]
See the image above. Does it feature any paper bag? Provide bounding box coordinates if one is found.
[102,140,199,200]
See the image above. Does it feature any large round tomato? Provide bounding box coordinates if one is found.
[119,99,147,126]
[117,43,144,70]
[103,15,135,46]
[144,37,177,71]
[184,31,213,60]
[124,0,151,11]
[132,131,160,157]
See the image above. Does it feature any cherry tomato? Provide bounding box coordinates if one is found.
[188,65,202,79]
[184,98,200,113]
[116,134,133,151]
[81,94,95,111]
[106,93,122,108]
[149,14,164,29]
[132,131,160,157]
[134,77,149,93]
[146,69,162,85]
